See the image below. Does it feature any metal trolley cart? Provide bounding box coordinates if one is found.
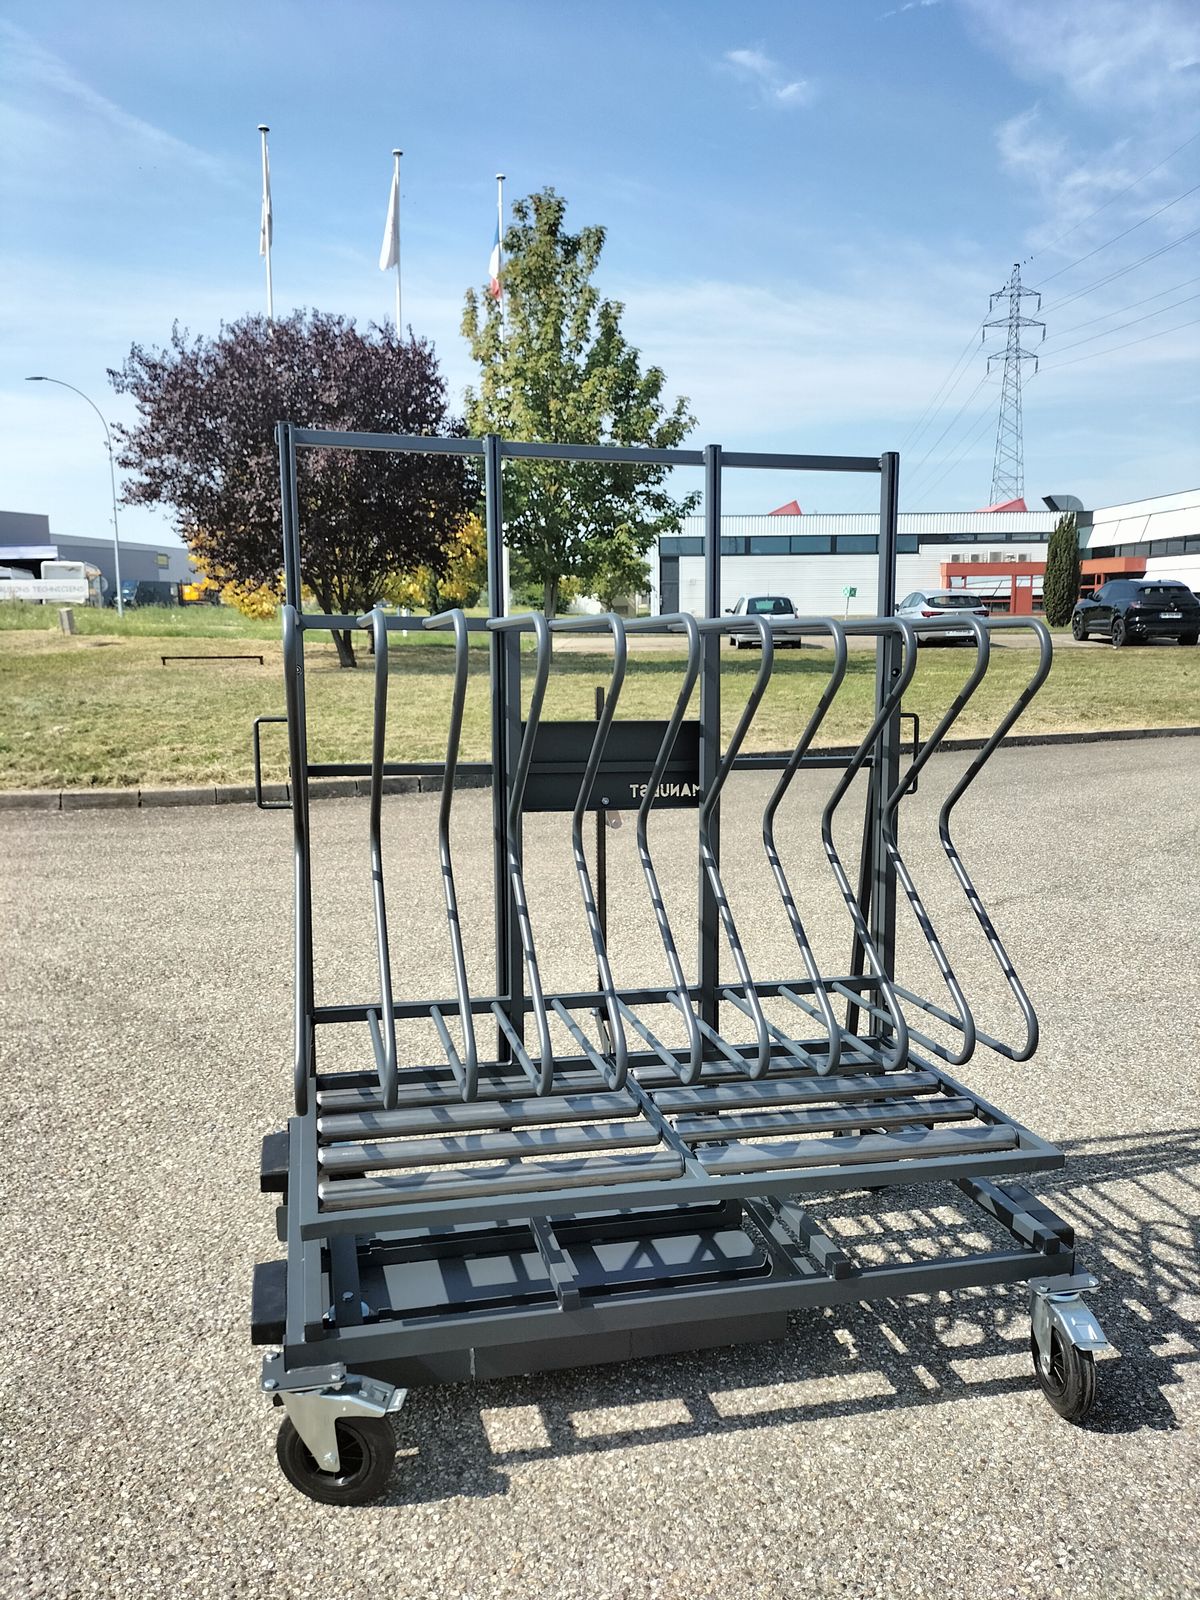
[251,427,1108,1505]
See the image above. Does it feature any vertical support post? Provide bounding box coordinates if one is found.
[278,423,314,1112]
[279,422,302,609]
[870,450,902,990]
[698,443,723,1035]
[485,433,518,1058]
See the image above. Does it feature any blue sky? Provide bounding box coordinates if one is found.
[2,0,1198,547]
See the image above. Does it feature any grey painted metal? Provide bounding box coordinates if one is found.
[360,606,400,1110]
[699,445,722,1038]
[258,421,1095,1443]
[761,619,849,1072]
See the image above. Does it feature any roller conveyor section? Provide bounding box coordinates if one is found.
[252,426,1107,1506]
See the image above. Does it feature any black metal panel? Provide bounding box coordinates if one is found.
[259,1129,289,1195]
[521,720,701,811]
[251,1259,287,1345]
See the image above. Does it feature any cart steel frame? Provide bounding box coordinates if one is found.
[252,427,1107,1504]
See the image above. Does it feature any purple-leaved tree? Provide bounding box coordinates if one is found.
[110,310,470,665]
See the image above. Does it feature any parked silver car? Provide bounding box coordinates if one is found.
[726,594,802,649]
[896,589,989,643]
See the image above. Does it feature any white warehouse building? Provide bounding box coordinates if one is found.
[650,487,1200,617]
[653,506,1059,617]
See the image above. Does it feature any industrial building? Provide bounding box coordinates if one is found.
[652,487,1200,616]
[0,510,195,603]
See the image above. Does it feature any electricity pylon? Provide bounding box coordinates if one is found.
[982,263,1045,503]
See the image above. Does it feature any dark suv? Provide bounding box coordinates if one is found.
[1071,579,1200,647]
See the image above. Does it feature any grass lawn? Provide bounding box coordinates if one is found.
[1,606,1198,789]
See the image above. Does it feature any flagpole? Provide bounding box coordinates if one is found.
[495,172,505,327]
[258,124,274,323]
[392,148,403,336]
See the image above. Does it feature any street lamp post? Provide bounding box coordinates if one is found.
[26,376,125,616]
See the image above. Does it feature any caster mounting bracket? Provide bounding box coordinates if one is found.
[1029,1272,1109,1378]
[261,1353,406,1473]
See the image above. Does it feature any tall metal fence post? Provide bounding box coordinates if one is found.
[871,450,902,997]
[699,443,723,1035]
[485,433,517,1057]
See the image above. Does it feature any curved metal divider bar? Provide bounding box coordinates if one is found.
[934,618,1054,1061]
[760,618,850,1076]
[420,609,480,1099]
[877,617,993,1066]
[811,618,918,1071]
[697,615,775,1078]
[282,604,314,1115]
[487,614,557,1093]
[359,607,401,1111]
[629,613,705,1084]
[551,612,629,1090]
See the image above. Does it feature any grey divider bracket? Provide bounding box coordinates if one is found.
[251,424,1098,1506]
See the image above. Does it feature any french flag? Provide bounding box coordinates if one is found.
[488,221,501,300]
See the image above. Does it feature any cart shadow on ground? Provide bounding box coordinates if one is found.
[380,1126,1200,1507]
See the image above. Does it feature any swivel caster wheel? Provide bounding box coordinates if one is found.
[276,1415,396,1505]
[1031,1326,1096,1422]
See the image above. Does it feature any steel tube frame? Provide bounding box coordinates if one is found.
[263,422,1080,1406]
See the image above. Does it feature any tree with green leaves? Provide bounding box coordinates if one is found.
[462,188,696,616]
[591,527,651,614]
[1042,512,1080,626]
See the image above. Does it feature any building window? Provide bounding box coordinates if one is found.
[898,535,918,553]
[833,534,877,553]
[788,536,832,554]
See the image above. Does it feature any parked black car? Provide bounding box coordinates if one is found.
[1071,579,1200,647]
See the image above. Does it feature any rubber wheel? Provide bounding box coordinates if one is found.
[276,1415,396,1505]
[1111,616,1128,648]
[1031,1327,1096,1422]
[1180,632,1198,646]
[1071,613,1086,641]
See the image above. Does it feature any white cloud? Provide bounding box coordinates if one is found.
[879,1,944,21]
[722,46,814,109]
[962,0,1200,111]
[0,21,232,188]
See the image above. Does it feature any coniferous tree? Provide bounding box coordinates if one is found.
[1042,513,1080,626]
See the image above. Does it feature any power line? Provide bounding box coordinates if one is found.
[1040,291,1200,358]
[1032,181,1200,290]
[1040,225,1200,316]
[1037,313,1200,373]
[904,372,991,482]
[896,322,985,455]
[1022,128,1200,266]
[913,404,1000,506]
[903,375,999,502]
[1040,275,1200,342]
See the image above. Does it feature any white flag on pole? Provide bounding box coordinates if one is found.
[379,168,400,271]
[259,145,273,256]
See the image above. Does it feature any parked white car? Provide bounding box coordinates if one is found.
[726,594,802,649]
[896,589,989,643]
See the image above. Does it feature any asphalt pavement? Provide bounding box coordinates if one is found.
[1,737,1197,1600]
